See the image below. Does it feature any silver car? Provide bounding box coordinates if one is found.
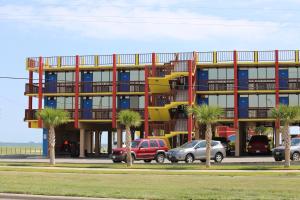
[166,140,226,163]
[272,138,300,161]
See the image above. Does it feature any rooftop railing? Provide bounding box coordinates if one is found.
[27,50,300,69]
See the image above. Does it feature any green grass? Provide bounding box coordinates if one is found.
[0,169,299,199]
[0,146,42,155]
[1,161,300,170]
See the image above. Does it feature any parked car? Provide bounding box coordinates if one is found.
[247,135,270,155]
[272,138,300,161]
[212,137,231,155]
[166,140,226,163]
[111,139,169,163]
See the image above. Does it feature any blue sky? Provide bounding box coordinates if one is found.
[0,0,299,142]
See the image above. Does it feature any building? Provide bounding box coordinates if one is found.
[24,50,300,157]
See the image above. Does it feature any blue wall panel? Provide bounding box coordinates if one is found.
[45,72,57,93]
[81,72,93,93]
[279,97,289,105]
[197,69,208,91]
[118,72,130,92]
[42,128,48,157]
[279,69,288,90]
[238,70,248,90]
[238,97,249,118]
[82,98,93,119]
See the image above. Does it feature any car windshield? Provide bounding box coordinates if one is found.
[291,139,300,146]
[249,136,268,144]
[180,141,199,148]
[131,141,140,148]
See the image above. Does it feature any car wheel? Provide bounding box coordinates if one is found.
[144,159,152,163]
[185,154,194,163]
[113,160,121,163]
[200,159,206,163]
[124,154,135,164]
[292,152,300,161]
[274,157,282,161]
[214,152,223,163]
[171,160,178,163]
[156,153,165,163]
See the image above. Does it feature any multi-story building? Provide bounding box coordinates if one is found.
[24,50,300,157]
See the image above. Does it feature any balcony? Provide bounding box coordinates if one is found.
[25,81,145,95]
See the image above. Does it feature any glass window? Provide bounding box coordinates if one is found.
[57,72,65,82]
[94,71,101,81]
[289,68,298,79]
[209,95,218,106]
[139,70,145,80]
[150,140,158,147]
[93,97,101,109]
[249,95,258,107]
[158,140,165,147]
[227,68,234,79]
[227,95,234,108]
[140,141,149,148]
[130,71,139,81]
[258,95,266,107]
[198,141,206,148]
[130,96,139,109]
[102,71,110,81]
[257,68,266,79]
[139,96,145,109]
[218,95,226,108]
[56,97,64,109]
[266,95,275,107]
[218,68,226,79]
[266,68,275,79]
[102,96,110,108]
[66,72,74,82]
[249,68,257,79]
[65,97,73,109]
[208,68,217,79]
[289,94,298,106]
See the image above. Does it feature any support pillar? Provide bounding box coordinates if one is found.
[79,129,85,158]
[117,128,122,148]
[108,131,112,154]
[85,131,92,154]
[95,131,100,156]
[235,128,240,157]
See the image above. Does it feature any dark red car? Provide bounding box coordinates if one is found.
[247,135,270,155]
[111,139,169,163]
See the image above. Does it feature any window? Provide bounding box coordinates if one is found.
[66,72,74,82]
[102,71,110,81]
[249,68,257,79]
[130,96,139,109]
[139,96,145,109]
[289,94,298,106]
[227,95,234,108]
[93,97,101,109]
[212,141,219,146]
[158,140,165,147]
[93,71,101,81]
[266,68,275,79]
[57,72,65,82]
[56,97,64,109]
[218,95,226,108]
[227,68,234,79]
[209,95,218,106]
[150,140,158,147]
[258,68,266,79]
[139,70,145,80]
[258,95,266,107]
[130,70,139,81]
[266,95,275,107]
[198,141,206,148]
[289,68,298,79]
[140,141,149,148]
[209,68,217,79]
[249,95,258,107]
[218,68,226,79]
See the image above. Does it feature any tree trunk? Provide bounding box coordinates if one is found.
[126,126,132,167]
[283,123,291,168]
[48,126,56,165]
[205,123,212,168]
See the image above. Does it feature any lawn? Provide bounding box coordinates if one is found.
[0,146,42,155]
[0,169,299,199]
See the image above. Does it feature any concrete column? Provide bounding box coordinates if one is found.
[117,128,122,148]
[91,131,95,154]
[108,131,112,154]
[99,132,102,154]
[95,131,100,156]
[85,131,92,154]
[79,129,85,158]
[235,129,240,157]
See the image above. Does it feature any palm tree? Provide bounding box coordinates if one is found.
[36,107,69,165]
[118,110,142,167]
[271,105,300,167]
[187,104,223,168]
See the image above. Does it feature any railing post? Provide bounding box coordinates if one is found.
[74,55,80,128]
[135,54,139,66]
[94,55,99,67]
[213,51,217,64]
[296,50,299,63]
[254,51,258,63]
[57,56,61,68]
[38,56,43,128]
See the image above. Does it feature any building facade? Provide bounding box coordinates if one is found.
[24,50,300,157]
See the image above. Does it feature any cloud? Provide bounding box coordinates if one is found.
[0,0,298,45]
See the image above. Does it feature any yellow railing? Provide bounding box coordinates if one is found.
[26,50,300,69]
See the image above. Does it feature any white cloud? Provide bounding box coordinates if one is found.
[0,0,298,44]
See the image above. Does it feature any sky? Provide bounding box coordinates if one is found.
[0,0,299,143]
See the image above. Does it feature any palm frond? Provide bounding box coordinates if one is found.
[118,110,142,128]
[36,107,70,128]
[271,104,300,124]
[187,104,223,124]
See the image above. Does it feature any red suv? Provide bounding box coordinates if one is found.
[247,135,270,155]
[111,139,169,163]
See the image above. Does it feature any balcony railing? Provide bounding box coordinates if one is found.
[246,107,273,119]
[25,108,144,121]
[25,81,145,94]
[27,50,300,69]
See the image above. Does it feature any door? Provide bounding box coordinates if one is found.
[279,69,288,90]
[197,95,208,105]
[279,97,289,105]
[239,97,249,118]
[45,97,56,108]
[82,97,92,119]
[149,140,159,159]
[81,72,93,93]
[45,72,57,93]
[119,97,130,109]
[119,72,130,92]
[195,141,206,159]
[238,70,248,90]
[198,69,208,91]
[137,140,149,159]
